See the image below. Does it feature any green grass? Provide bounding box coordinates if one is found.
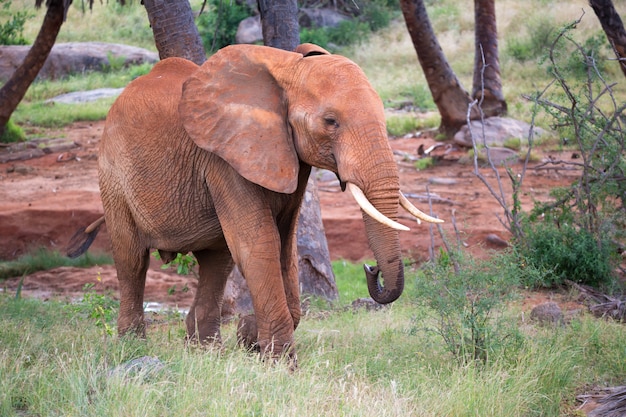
[0,248,113,280]
[1,266,624,416]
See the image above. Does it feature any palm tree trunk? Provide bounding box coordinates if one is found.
[473,0,507,117]
[258,0,300,51]
[589,0,626,78]
[142,0,206,65]
[399,0,479,136]
[0,0,66,137]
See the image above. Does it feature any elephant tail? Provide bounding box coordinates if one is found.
[66,216,105,258]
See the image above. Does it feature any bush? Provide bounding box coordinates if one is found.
[505,16,556,62]
[0,0,29,46]
[412,249,523,365]
[196,0,254,53]
[520,222,615,289]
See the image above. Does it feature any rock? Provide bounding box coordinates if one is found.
[236,15,263,44]
[107,356,165,381]
[485,233,509,248]
[235,8,349,45]
[46,88,124,104]
[299,8,349,28]
[453,117,546,148]
[474,146,520,166]
[0,42,158,81]
[530,302,563,325]
[428,177,458,186]
[350,297,385,311]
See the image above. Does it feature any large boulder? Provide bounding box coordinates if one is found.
[236,15,263,44]
[0,42,158,82]
[453,117,547,148]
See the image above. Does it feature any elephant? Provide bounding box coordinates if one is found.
[68,43,442,360]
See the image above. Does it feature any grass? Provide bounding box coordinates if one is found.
[0,248,113,280]
[1,265,625,416]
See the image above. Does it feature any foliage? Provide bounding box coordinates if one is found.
[65,276,119,337]
[518,20,625,290]
[152,250,198,277]
[300,20,371,50]
[0,248,113,280]
[519,221,615,288]
[0,0,29,45]
[196,0,254,53]
[300,0,398,50]
[505,16,556,62]
[413,249,524,365]
[0,118,25,143]
[414,156,434,170]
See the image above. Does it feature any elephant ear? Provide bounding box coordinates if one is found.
[179,45,300,194]
[295,43,330,57]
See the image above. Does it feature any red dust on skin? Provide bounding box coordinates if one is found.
[1,120,583,311]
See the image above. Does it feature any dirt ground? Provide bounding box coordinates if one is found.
[0,120,585,305]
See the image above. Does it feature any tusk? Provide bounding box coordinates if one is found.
[399,192,444,224]
[347,183,410,231]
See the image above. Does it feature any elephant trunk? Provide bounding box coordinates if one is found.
[360,182,404,304]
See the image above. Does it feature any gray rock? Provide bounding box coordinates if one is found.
[485,233,509,248]
[530,302,563,325]
[474,146,520,166]
[107,356,165,381]
[0,42,158,81]
[453,117,546,148]
[236,15,263,44]
[46,88,124,104]
[299,8,349,28]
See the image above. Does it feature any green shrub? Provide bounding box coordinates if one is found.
[519,222,615,289]
[196,0,254,52]
[0,119,25,143]
[414,156,434,170]
[0,0,29,45]
[505,16,556,62]
[413,249,523,365]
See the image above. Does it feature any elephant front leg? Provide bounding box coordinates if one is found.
[186,247,234,344]
[225,224,296,360]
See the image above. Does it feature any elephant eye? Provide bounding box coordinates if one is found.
[324,117,339,129]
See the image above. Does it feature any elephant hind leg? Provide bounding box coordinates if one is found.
[186,247,234,344]
[102,199,150,338]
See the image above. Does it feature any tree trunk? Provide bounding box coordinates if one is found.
[142,0,206,65]
[399,0,479,136]
[589,0,626,78]
[0,0,66,137]
[472,0,507,117]
[258,0,300,51]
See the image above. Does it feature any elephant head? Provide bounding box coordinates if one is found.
[179,44,441,304]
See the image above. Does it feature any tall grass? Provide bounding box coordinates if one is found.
[2,285,625,416]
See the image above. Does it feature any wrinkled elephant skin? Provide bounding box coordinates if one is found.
[69,43,431,360]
